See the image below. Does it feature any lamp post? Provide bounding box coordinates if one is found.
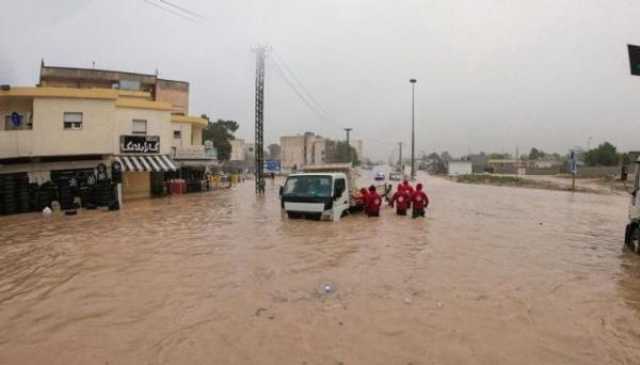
[409,78,417,180]
[344,128,352,164]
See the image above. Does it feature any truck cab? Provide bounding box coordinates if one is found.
[625,157,640,252]
[280,172,350,221]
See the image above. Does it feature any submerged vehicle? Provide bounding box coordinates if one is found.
[374,172,385,181]
[625,157,640,252]
[280,164,358,221]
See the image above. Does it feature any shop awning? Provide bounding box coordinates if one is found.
[115,155,178,172]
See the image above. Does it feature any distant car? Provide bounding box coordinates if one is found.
[374,172,385,181]
[389,172,402,181]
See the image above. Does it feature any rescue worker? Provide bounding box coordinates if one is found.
[358,187,369,208]
[411,183,429,218]
[365,185,382,217]
[390,184,410,216]
[402,179,414,195]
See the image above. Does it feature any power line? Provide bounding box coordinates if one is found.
[142,0,199,22]
[271,50,329,117]
[270,57,329,122]
[157,0,206,20]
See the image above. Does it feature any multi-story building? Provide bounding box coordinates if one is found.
[0,63,212,200]
[280,132,327,170]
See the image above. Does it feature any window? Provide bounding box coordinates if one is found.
[63,112,82,130]
[132,119,147,135]
[173,130,182,139]
[4,112,33,130]
[334,178,346,196]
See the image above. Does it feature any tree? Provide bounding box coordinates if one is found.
[325,140,358,164]
[201,114,239,161]
[584,142,619,166]
[529,147,546,160]
[267,144,281,160]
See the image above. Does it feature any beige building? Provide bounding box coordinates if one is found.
[0,64,210,201]
[280,133,326,170]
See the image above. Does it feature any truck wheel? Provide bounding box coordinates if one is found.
[287,212,301,219]
[629,225,640,254]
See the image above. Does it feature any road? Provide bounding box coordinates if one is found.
[0,173,639,364]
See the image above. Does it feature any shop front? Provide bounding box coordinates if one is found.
[116,134,178,200]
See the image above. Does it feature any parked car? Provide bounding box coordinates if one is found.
[389,172,402,181]
[374,172,385,181]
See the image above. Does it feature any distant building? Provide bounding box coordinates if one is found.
[230,139,247,161]
[280,132,326,169]
[447,160,472,176]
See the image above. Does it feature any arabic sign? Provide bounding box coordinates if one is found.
[120,135,160,154]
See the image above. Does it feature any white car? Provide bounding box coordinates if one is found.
[374,172,385,181]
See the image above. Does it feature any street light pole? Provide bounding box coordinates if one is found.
[344,128,352,164]
[409,78,417,180]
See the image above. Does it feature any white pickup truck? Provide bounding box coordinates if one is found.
[280,164,358,221]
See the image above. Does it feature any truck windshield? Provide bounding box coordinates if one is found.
[283,176,332,197]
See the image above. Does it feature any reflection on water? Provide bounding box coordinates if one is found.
[0,174,639,364]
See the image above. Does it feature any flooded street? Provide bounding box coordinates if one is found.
[1,174,640,364]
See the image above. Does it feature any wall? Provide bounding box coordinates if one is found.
[155,79,189,114]
[230,139,246,161]
[191,125,202,145]
[115,107,172,155]
[171,122,192,149]
[280,136,305,169]
[448,161,472,176]
[575,166,620,177]
[4,98,116,158]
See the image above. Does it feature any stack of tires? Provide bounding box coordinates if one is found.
[95,182,113,207]
[16,175,31,213]
[58,182,74,211]
[2,175,16,215]
[0,175,4,215]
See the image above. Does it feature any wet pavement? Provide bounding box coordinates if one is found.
[1,173,639,364]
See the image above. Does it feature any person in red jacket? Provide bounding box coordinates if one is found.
[402,179,414,195]
[411,183,429,218]
[365,185,382,217]
[357,187,369,212]
[390,184,410,216]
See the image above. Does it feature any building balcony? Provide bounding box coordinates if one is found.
[172,145,217,160]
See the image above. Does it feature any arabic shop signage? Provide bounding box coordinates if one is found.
[120,135,160,154]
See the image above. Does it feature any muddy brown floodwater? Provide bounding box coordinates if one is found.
[1,173,640,364]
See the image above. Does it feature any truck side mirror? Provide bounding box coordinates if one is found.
[279,186,284,196]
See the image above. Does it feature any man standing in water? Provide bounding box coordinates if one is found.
[411,183,429,218]
[390,184,410,216]
[365,185,382,217]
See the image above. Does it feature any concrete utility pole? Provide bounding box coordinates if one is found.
[344,128,352,164]
[254,46,266,194]
[398,142,403,172]
[409,78,417,180]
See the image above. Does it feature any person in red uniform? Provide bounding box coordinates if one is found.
[411,183,429,218]
[365,185,382,217]
[402,179,414,196]
[358,187,369,212]
[390,184,410,216]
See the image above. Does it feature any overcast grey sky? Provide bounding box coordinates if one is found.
[2,0,640,160]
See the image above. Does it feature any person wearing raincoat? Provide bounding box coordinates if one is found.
[390,184,410,216]
[365,185,382,217]
[411,183,429,218]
